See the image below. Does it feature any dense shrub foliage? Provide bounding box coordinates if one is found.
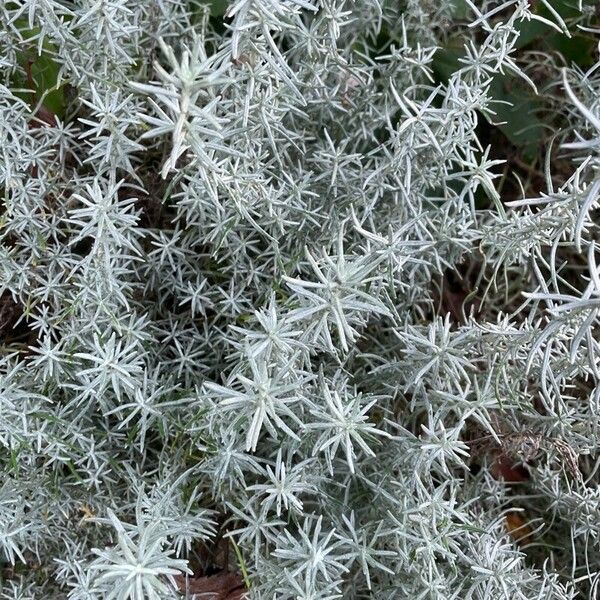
[1,0,600,598]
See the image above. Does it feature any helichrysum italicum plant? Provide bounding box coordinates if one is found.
[1,0,600,598]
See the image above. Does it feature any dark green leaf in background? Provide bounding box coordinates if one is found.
[12,20,65,119]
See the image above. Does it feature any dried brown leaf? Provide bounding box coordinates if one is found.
[173,572,247,600]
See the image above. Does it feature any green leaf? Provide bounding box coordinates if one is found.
[12,20,65,118]
[431,47,462,83]
[486,74,544,159]
[191,0,229,18]
[208,0,228,16]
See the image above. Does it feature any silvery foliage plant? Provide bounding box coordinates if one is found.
[0,0,599,598]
